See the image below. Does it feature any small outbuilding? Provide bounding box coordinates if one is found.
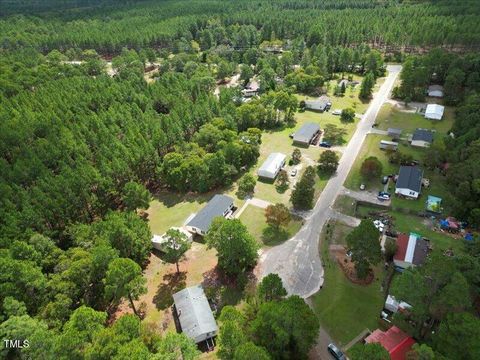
[186,194,234,235]
[427,84,444,98]
[173,285,218,345]
[151,227,193,252]
[293,122,321,147]
[411,129,433,148]
[304,95,331,112]
[242,80,260,98]
[257,152,286,180]
[424,104,445,120]
[387,128,402,140]
[395,166,423,199]
[384,295,412,314]
[379,140,398,151]
[393,233,429,270]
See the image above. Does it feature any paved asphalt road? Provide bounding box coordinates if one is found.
[258,65,402,300]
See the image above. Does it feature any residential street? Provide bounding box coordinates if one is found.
[258,65,402,300]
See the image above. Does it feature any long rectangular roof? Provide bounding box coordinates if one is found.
[396,166,423,193]
[293,122,320,143]
[186,194,233,233]
[258,152,286,178]
[173,285,218,342]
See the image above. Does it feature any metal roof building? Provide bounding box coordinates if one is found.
[185,195,234,235]
[173,285,218,344]
[428,85,444,98]
[424,104,444,120]
[293,122,321,146]
[257,152,286,180]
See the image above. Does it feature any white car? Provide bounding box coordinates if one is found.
[290,169,297,177]
[332,109,342,115]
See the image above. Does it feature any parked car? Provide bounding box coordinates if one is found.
[289,132,295,139]
[381,176,389,184]
[290,169,297,177]
[327,343,346,360]
[377,191,391,200]
[332,109,342,115]
[359,183,366,190]
[319,141,332,148]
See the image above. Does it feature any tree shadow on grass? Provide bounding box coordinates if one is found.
[153,271,186,311]
[262,225,291,246]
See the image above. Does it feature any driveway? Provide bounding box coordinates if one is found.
[340,187,391,207]
[257,65,402,299]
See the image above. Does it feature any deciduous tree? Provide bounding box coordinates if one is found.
[265,204,291,229]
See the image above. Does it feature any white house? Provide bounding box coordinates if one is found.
[257,152,286,180]
[424,104,444,120]
[427,85,444,98]
[395,166,423,199]
[379,140,398,151]
[151,227,193,252]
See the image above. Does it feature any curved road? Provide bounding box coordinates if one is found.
[258,65,402,298]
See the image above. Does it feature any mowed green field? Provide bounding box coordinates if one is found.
[376,103,455,134]
[239,204,303,248]
[311,221,384,345]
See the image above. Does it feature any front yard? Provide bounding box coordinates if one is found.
[239,204,303,248]
[311,220,385,346]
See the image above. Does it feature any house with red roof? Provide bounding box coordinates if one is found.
[393,233,429,270]
[365,326,416,360]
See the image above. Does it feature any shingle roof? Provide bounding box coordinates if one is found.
[293,123,320,144]
[412,129,433,143]
[396,166,423,193]
[388,128,402,135]
[173,285,218,342]
[186,194,233,233]
[305,96,331,111]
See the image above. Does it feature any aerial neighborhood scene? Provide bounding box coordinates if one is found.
[1,1,480,359]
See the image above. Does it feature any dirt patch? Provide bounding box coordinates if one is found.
[330,246,374,285]
[111,242,218,331]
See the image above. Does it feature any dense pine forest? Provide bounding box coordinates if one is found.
[1,0,480,359]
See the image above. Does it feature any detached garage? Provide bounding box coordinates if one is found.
[257,152,286,180]
[424,104,444,120]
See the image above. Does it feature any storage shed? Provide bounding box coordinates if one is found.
[257,152,286,180]
[379,140,398,151]
[173,285,218,345]
[427,85,444,98]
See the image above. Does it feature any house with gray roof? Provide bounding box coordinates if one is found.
[395,166,423,199]
[304,95,331,112]
[173,285,218,345]
[388,128,402,140]
[186,195,234,235]
[293,122,321,147]
[411,129,433,148]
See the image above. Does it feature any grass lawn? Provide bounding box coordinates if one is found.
[311,220,385,345]
[333,195,358,217]
[147,189,244,235]
[376,103,455,134]
[344,134,451,213]
[239,204,303,248]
